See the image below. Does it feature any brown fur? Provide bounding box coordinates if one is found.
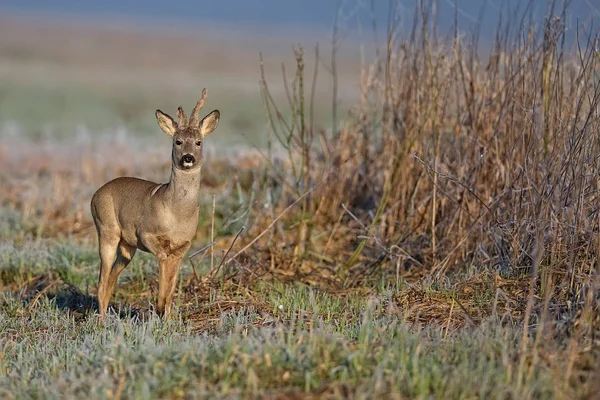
[90,89,220,319]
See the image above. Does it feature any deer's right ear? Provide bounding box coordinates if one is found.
[155,110,177,136]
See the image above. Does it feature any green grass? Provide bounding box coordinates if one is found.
[1,6,597,396]
[0,286,564,399]
[0,226,587,399]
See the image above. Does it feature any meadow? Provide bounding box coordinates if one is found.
[1,3,600,399]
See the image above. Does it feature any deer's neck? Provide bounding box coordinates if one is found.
[165,166,202,212]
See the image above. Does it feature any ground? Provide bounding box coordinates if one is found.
[1,7,600,400]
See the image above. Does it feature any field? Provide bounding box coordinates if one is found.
[1,4,600,399]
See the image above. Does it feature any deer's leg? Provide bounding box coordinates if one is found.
[157,255,184,319]
[97,234,120,318]
[140,234,191,319]
[157,242,190,319]
[104,241,137,310]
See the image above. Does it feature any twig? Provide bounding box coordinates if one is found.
[189,257,200,282]
[213,226,245,277]
[186,242,215,283]
[27,281,57,312]
[309,43,319,149]
[342,202,370,231]
[453,297,475,326]
[444,299,455,338]
[226,188,315,264]
[189,241,216,259]
[413,153,496,218]
[332,0,341,135]
[211,194,216,271]
[225,260,285,296]
[114,375,126,400]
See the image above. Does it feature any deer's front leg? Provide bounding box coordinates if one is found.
[141,234,190,319]
[157,254,185,319]
[157,242,190,318]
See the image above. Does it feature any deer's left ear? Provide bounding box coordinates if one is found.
[155,109,177,136]
[199,110,220,136]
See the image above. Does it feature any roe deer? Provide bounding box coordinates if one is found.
[90,89,220,319]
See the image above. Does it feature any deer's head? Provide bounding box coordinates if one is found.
[155,89,220,171]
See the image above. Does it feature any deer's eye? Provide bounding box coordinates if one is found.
[175,139,183,146]
[195,140,202,146]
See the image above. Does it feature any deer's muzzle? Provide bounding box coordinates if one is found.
[181,154,195,169]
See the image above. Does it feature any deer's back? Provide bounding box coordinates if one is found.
[91,177,162,237]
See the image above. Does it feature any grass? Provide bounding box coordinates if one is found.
[1,1,600,398]
[0,236,582,399]
[0,218,595,398]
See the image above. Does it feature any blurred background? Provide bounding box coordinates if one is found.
[0,0,598,148]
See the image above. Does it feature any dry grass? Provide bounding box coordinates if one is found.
[243,0,600,304]
[1,1,600,397]
[232,1,599,392]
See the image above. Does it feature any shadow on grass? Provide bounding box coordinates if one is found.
[22,273,144,320]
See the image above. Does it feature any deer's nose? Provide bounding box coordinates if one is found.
[182,154,195,164]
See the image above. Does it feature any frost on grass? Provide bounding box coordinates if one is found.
[0,294,561,400]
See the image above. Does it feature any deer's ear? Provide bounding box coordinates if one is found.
[199,110,220,136]
[155,110,177,136]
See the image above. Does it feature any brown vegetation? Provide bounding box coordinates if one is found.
[1,2,599,332]
[1,3,600,396]
[245,3,600,299]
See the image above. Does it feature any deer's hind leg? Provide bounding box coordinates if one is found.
[104,241,137,312]
[96,232,120,318]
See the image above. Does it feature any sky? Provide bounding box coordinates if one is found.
[0,1,598,44]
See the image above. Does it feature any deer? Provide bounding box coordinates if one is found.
[90,89,220,319]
